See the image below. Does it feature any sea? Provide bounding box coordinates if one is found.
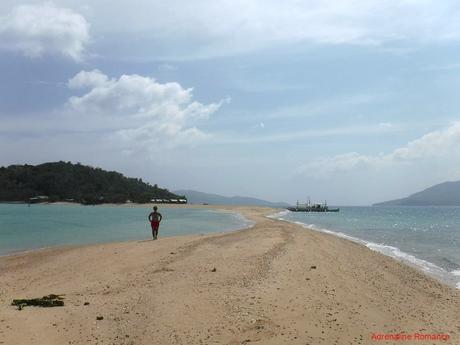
[1,204,459,290]
[271,206,460,289]
[0,204,253,256]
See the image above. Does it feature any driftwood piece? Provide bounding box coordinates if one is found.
[12,294,64,309]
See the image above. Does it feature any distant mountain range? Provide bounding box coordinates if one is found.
[373,181,460,206]
[174,190,289,207]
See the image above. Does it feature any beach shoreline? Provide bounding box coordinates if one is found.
[270,210,460,290]
[0,203,256,258]
[4,202,458,290]
[0,205,458,344]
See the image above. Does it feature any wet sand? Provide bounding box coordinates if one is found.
[0,206,458,344]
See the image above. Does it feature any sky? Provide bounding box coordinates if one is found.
[2,1,460,205]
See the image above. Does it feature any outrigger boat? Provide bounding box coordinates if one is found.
[287,200,339,212]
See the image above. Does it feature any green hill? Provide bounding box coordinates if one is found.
[373,181,460,206]
[0,161,182,204]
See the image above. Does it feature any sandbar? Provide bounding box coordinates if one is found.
[0,206,458,344]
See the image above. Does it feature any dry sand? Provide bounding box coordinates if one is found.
[0,206,458,345]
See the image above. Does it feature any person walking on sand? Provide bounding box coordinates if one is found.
[148,206,163,240]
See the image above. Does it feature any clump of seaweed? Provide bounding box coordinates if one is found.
[12,294,64,310]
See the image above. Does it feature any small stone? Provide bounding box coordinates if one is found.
[96,316,103,320]
[211,268,217,272]
[84,302,90,306]
[310,265,317,269]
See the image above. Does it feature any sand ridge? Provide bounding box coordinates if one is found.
[0,206,458,344]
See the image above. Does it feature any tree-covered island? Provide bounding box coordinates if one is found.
[0,162,185,204]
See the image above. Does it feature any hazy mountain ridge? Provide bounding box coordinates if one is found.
[174,189,288,207]
[373,181,460,206]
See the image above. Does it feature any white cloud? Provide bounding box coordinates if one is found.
[158,63,177,71]
[1,1,457,60]
[294,122,460,178]
[0,3,90,60]
[0,1,458,61]
[391,122,460,160]
[267,93,387,120]
[378,122,394,130]
[66,70,225,151]
[220,123,401,145]
[67,69,108,89]
[293,153,383,178]
[62,0,460,59]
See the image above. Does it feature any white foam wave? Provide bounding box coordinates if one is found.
[208,209,255,231]
[267,210,290,220]
[230,212,256,230]
[276,217,460,289]
[299,222,368,246]
[365,243,447,275]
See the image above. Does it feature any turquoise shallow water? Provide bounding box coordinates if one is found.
[0,204,253,256]
[272,206,460,289]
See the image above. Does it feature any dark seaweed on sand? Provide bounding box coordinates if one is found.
[12,294,64,309]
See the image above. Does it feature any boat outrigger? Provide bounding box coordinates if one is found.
[287,200,339,212]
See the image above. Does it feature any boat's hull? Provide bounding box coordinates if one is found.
[287,207,340,212]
